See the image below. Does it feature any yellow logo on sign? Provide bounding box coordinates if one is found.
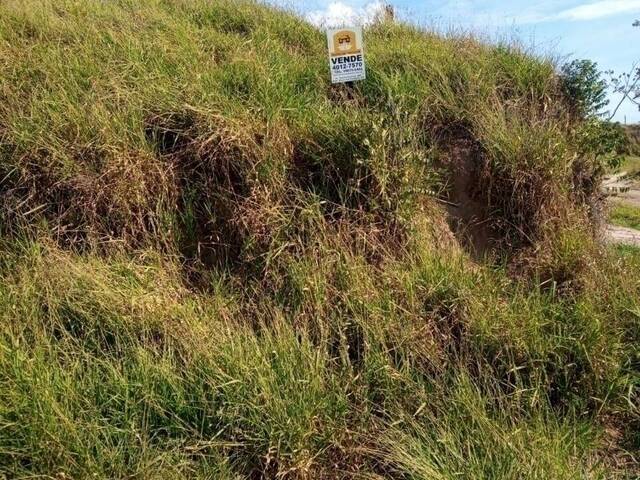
[331,30,360,56]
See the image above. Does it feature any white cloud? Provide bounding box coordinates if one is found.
[302,0,640,29]
[306,1,387,27]
[552,0,640,21]
[425,0,640,25]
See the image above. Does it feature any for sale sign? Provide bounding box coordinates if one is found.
[326,27,366,84]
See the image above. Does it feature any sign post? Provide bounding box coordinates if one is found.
[326,27,366,84]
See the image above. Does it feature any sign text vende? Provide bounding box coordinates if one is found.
[326,27,366,84]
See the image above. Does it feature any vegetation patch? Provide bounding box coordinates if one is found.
[0,1,638,478]
[625,125,640,157]
[610,203,640,230]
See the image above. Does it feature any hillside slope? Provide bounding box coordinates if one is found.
[0,1,639,478]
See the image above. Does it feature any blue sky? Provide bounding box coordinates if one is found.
[286,1,640,122]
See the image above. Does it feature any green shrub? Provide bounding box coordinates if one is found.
[560,59,609,118]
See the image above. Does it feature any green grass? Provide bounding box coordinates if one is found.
[618,156,640,176]
[610,203,640,230]
[0,1,639,478]
[612,243,640,260]
[0,0,587,252]
[1,241,638,478]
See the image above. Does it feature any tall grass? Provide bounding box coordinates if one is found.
[0,0,638,478]
[0,0,590,257]
[1,237,638,478]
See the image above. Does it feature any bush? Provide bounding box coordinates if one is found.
[560,59,609,118]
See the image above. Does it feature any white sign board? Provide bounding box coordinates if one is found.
[326,27,366,84]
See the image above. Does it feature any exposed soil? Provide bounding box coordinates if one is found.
[439,137,492,259]
[605,225,640,246]
[611,187,640,209]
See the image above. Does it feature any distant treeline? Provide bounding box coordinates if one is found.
[625,124,640,155]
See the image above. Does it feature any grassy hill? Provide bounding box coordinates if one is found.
[0,1,638,478]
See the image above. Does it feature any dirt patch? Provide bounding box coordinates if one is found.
[439,138,492,258]
[433,123,567,261]
[432,125,493,259]
[605,225,640,246]
[611,184,640,209]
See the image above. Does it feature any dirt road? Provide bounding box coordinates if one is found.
[611,188,640,209]
[606,225,640,246]
[605,174,640,246]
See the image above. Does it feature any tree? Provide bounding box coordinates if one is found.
[608,66,639,119]
[608,20,640,118]
[560,59,609,117]
[560,60,627,170]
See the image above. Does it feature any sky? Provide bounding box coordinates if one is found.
[284,0,640,123]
